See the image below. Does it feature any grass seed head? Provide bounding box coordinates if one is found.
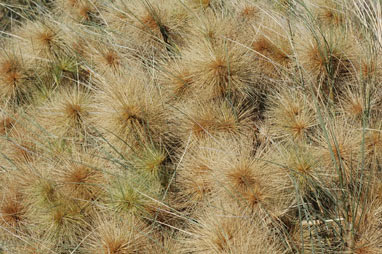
[94,74,170,150]
[0,51,34,104]
[85,214,150,254]
[183,203,285,253]
[181,37,256,100]
[174,99,254,144]
[37,87,94,141]
[266,88,317,142]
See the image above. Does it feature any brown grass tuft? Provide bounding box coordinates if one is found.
[0,51,33,103]
[85,214,151,254]
[94,73,171,150]
[181,37,255,100]
[266,87,317,142]
[54,149,106,202]
[37,87,94,141]
[0,185,26,235]
[174,99,254,144]
[183,202,285,253]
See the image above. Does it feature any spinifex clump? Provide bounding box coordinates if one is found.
[1,0,382,253]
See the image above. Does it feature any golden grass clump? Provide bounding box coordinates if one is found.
[185,13,244,46]
[37,86,94,141]
[265,88,317,142]
[2,0,382,252]
[9,165,90,251]
[313,0,346,28]
[4,242,55,254]
[350,210,382,254]
[214,140,293,216]
[182,203,284,254]
[0,105,17,136]
[2,132,39,165]
[16,170,59,213]
[103,0,188,56]
[237,3,261,22]
[290,220,342,253]
[55,0,101,22]
[187,0,212,9]
[363,123,382,171]
[174,99,254,144]
[30,199,89,250]
[314,118,362,182]
[0,176,27,238]
[251,34,291,78]
[106,172,162,216]
[93,73,170,150]
[53,148,106,202]
[0,50,34,104]
[14,19,64,61]
[157,59,194,100]
[88,43,124,74]
[250,16,292,80]
[180,38,256,100]
[130,144,167,180]
[272,144,334,195]
[176,136,292,216]
[84,214,151,254]
[338,84,378,122]
[295,30,355,89]
[176,138,222,209]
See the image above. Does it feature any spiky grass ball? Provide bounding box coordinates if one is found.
[314,118,362,182]
[93,73,170,151]
[188,0,212,9]
[0,105,17,136]
[176,138,223,209]
[364,123,382,170]
[173,99,254,144]
[0,50,34,104]
[5,241,56,254]
[15,167,59,216]
[37,86,94,142]
[265,88,317,142]
[12,163,89,251]
[180,37,255,100]
[183,203,285,254]
[176,136,291,216]
[338,84,378,122]
[251,34,291,77]
[185,13,245,47]
[356,55,382,82]
[250,16,292,81]
[214,139,292,215]
[53,148,106,202]
[237,2,261,22]
[290,219,342,253]
[157,58,194,101]
[296,30,355,91]
[350,205,382,254]
[15,19,64,61]
[55,0,101,23]
[272,144,333,197]
[131,144,167,180]
[0,176,27,238]
[106,171,162,216]
[85,214,151,254]
[88,43,124,74]
[104,0,189,56]
[313,0,345,28]
[2,130,40,166]
[31,199,89,251]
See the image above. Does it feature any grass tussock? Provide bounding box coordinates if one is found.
[1,0,382,253]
